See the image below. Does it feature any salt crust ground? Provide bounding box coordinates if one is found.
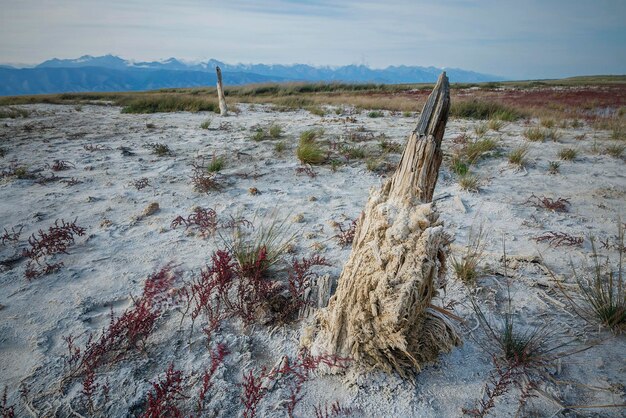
[0,103,624,417]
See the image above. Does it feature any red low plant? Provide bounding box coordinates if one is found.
[295,166,318,178]
[64,266,179,380]
[1,226,23,245]
[22,218,85,279]
[533,231,583,247]
[49,159,74,171]
[281,255,330,321]
[1,387,15,418]
[196,343,229,413]
[334,219,358,247]
[314,401,354,418]
[526,194,570,212]
[141,364,185,418]
[241,349,351,418]
[171,207,219,236]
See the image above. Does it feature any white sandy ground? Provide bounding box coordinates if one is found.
[0,103,625,417]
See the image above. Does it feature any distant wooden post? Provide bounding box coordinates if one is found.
[216,66,228,116]
[305,72,460,378]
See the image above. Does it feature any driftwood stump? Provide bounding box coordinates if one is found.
[304,72,460,378]
[216,66,228,116]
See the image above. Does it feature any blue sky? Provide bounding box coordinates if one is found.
[1,0,624,79]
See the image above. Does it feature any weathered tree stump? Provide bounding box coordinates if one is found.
[216,66,228,116]
[304,72,460,378]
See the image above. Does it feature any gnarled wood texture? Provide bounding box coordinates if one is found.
[216,66,228,116]
[305,72,460,378]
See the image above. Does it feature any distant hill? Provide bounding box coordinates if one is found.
[1,54,504,95]
[0,67,284,96]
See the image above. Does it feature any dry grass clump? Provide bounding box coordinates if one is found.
[378,138,402,153]
[121,95,218,114]
[269,124,283,138]
[540,118,555,128]
[274,141,286,153]
[558,147,577,161]
[548,161,560,174]
[222,215,295,277]
[523,127,545,142]
[545,128,561,142]
[308,106,326,116]
[554,224,625,332]
[297,135,326,164]
[450,99,523,121]
[604,144,625,158]
[207,156,225,173]
[146,143,172,157]
[458,173,480,193]
[507,146,529,168]
[462,138,498,164]
[0,107,29,119]
[340,145,367,160]
[487,119,504,131]
[474,123,488,137]
[367,110,384,118]
[200,119,211,129]
[451,224,486,283]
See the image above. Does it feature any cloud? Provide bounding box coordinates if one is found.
[0,0,624,78]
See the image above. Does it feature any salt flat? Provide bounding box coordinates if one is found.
[0,103,624,417]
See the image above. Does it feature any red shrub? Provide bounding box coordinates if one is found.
[0,226,22,245]
[279,255,330,321]
[171,207,218,235]
[65,266,178,378]
[314,401,353,418]
[1,387,15,418]
[241,349,350,418]
[22,218,85,279]
[334,219,358,247]
[171,207,251,237]
[196,344,229,413]
[49,160,74,171]
[141,364,185,418]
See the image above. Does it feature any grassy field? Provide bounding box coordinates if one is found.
[1,76,625,130]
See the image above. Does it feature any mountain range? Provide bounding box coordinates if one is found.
[0,54,504,96]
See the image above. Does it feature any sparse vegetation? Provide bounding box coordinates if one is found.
[367,110,384,118]
[340,145,367,160]
[200,119,211,129]
[23,218,86,279]
[554,224,625,332]
[458,173,480,192]
[462,138,498,164]
[605,144,625,158]
[451,100,523,121]
[487,119,504,131]
[147,143,172,157]
[269,124,283,138]
[121,96,218,114]
[526,194,570,212]
[308,106,326,117]
[558,147,577,161]
[545,128,561,142]
[0,107,29,119]
[507,146,528,168]
[548,161,560,174]
[474,123,488,137]
[207,156,225,173]
[523,127,545,142]
[451,224,486,283]
[297,135,326,165]
[274,141,286,153]
[540,118,555,128]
